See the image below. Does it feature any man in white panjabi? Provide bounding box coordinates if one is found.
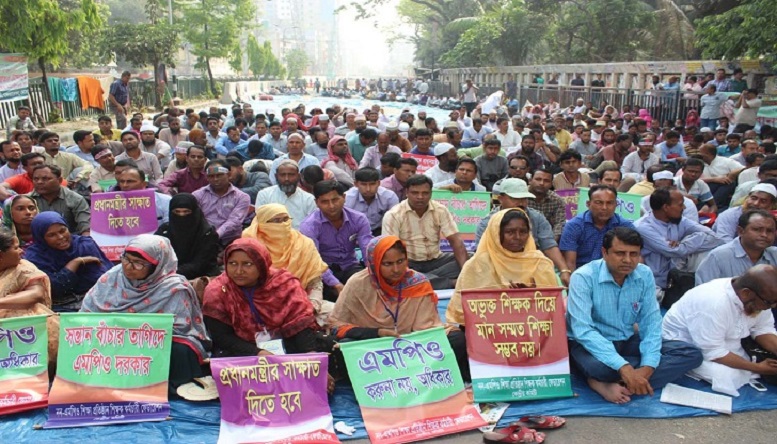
[662,265,777,396]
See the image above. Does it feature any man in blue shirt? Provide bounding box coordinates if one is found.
[635,188,724,291]
[566,227,702,404]
[656,131,686,164]
[344,167,399,235]
[696,209,777,285]
[215,126,248,156]
[560,185,635,271]
[300,180,373,302]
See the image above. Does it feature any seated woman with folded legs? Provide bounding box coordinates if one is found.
[446,208,559,325]
[243,203,334,324]
[329,235,470,380]
[80,234,211,393]
[0,228,59,368]
[3,195,38,250]
[24,212,112,312]
[202,238,337,391]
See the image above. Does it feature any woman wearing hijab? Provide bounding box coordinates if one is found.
[329,235,470,380]
[202,238,337,385]
[24,212,112,311]
[446,209,558,325]
[321,135,357,186]
[81,234,211,392]
[156,193,220,280]
[3,195,38,249]
[242,203,333,323]
[638,108,653,128]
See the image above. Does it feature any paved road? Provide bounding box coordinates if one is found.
[350,410,777,443]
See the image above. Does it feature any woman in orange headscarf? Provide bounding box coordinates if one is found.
[329,235,470,380]
[243,203,332,323]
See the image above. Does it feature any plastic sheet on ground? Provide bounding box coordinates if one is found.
[4,298,777,442]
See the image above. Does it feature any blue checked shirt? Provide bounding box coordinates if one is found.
[567,260,661,371]
[559,211,635,267]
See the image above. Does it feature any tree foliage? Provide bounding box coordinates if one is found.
[695,0,777,67]
[247,37,285,79]
[285,48,309,80]
[98,0,178,109]
[177,0,253,95]
[0,0,105,101]
[347,0,753,69]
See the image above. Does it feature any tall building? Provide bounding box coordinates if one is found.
[260,0,338,77]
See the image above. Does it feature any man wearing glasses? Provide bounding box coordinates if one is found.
[662,264,777,396]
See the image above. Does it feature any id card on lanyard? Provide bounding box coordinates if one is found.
[243,289,272,347]
[378,283,402,334]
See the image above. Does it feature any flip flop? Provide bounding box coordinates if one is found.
[176,376,219,402]
[483,426,545,444]
[513,415,566,430]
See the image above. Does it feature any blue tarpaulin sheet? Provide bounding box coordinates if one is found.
[4,298,777,442]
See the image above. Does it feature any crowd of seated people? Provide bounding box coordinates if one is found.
[1,81,775,403]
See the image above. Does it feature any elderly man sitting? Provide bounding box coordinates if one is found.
[662,265,777,396]
[713,183,777,243]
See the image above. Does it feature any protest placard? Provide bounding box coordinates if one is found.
[0,54,29,102]
[462,288,573,402]
[44,313,173,428]
[554,189,579,221]
[577,187,642,221]
[0,315,48,415]
[211,354,340,444]
[340,327,485,443]
[432,190,492,233]
[435,190,492,252]
[90,189,159,260]
[401,152,437,174]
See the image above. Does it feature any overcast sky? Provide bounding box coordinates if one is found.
[336,0,415,77]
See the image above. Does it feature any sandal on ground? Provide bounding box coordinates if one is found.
[483,425,545,444]
[513,415,566,430]
[176,376,219,401]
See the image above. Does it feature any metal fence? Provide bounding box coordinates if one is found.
[1,76,223,133]
[514,85,701,126]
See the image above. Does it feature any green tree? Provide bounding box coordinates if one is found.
[695,0,777,67]
[0,0,104,103]
[100,0,179,109]
[177,0,253,95]
[285,48,309,80]
[247,35,266,77]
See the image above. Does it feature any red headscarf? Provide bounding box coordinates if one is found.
[281,113,308,132]
[202,238,317,343]
[321,135,358,170]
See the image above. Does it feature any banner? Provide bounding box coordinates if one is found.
[211,354,340,444]
[401,153,437,174]
[0,54,29,102]
[435,189,491,253]
[555,189,579,221]
[0,315,48,415]
[432,190,491,233]
[462,288,573,402]
[44,313,173,428]
[90,189,158,260]
[340,327,485,443]
[577,187,642,221]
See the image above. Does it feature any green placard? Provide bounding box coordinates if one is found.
[432,190,492,233]
[340,327,463,408]
[0,315,48,381]
[577,187,643,221]
[57,313,173,388]
[98,179,117,190]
